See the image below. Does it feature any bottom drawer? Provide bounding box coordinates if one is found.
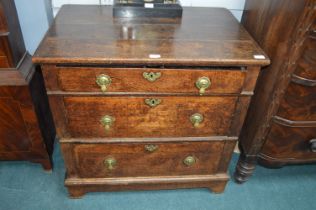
[261,122,316,160]
[62,140,234,178]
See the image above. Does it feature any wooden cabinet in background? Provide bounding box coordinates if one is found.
[234,0,316,183]
[33,5,269,197]
[0,0,55,170]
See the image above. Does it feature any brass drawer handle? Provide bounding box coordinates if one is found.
[190,113,204,127]
[96,74,112,92]
[145,144,159,152]
[143,72,161,82]
[196,76,211,95]
[145,98,162,107]
[183,156,196,166]
[104,157,117,171]
[100,115,115,131]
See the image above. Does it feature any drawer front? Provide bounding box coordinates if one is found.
[56,67,246,94]
[64,96,237,138]
[277,81,316,121]
[0,98,31,152]
[64,141,227,178]
[261,122,316,160]
[294,29,316,80]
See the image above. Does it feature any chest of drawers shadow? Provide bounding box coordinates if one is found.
[33,5,269,198]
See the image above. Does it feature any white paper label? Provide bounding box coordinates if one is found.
[253,54,266,60]
[145,3,154,8]
[149,54,161,59]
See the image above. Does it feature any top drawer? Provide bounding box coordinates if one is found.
[43,66,246,94]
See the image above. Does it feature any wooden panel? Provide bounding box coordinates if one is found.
[0,55,55,171]
[0,97,31,152]
[0,3,8,32]
[238,0,313,155]
[65,175,229,197]
[56,67,246,94]
[261,122,316,160]
[277,81,316,121]
[294,32,316,80]
[0,36,12,68]
[234,0,314,182]
[32,6,269,66]
[63,96,237,138]
[64,141,225,178]
[0,0,25,68]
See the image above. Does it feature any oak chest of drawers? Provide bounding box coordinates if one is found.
[33,5,269,197]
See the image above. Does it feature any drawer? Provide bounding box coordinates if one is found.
[277,81,316,121]
[55,67,246,94]
[63,96,237,138]
[62,141,229,178]
[261,122,316,160]
[294,30,316,80]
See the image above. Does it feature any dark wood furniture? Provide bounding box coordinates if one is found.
[33,5,269,197]
[113,0,183,18]
[234,0,316,183]
[0,0,55,170]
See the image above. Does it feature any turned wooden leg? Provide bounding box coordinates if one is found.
[234,154,256,184]
[68,187,86,199]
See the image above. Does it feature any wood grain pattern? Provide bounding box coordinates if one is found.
[64,96,237,138]
[33,6,269,66]
[0,97,31,151]
[0,2,8,32]
[260,122,316,161]
[35,5,268,196]
[277,81,316,121]
[65,175,229,198]
[0,56,56,170]
[0,0,25,68]
[235,0,316,183]
[54,66,246,94]
[294,30,316,80]
[64,141,225,178]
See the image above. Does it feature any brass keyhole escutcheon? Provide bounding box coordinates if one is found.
[100,115,115,131]
[96,74,112,92]
[190,113,204,128]
[145,98,162,107]
[145,144,159,153]
[104,157,117,171]
[143,72,162,82]
[183,156,196,166]
[196,76,211,95]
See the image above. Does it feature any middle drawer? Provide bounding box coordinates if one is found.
[63,96,237,138]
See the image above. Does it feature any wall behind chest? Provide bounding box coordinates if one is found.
[14,0,54,55]
[52,0,245,20]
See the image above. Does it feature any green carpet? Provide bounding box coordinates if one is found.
[0,143,315,210]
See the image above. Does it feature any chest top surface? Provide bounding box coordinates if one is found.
[33,5,269,66]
